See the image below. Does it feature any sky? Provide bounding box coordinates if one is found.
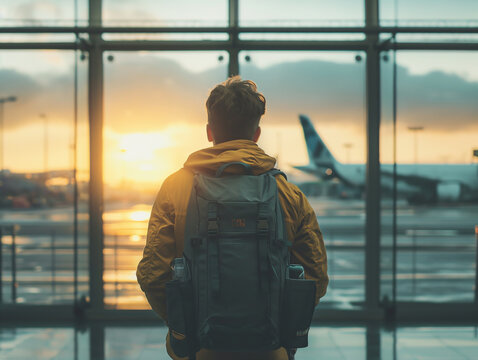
[0,1,477,187]
[1,49,477,188]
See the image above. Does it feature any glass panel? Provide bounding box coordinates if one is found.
[380,0,478,27]
[380,51,478,303]
[103,51,228,309]
[0,34,77,42]
[240,0,365,27]
[102,33,229,41]
[304,327,367,359]
[379,49,396,306]
[0,327,89,358]
[395,33,478,43]
[0,51,89,305]
[395,327,478,359]
[105,326,169,359]
[240,51,366,308]
[102,0,227,27]
[381,326,478,360]
[238,33,366,41]
[0,0,88,26]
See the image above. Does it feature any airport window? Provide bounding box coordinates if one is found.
[1,0,477,327]
[103,51,229,309]
[240,51,367,307]
[380,50,478,303]
[3,2,478,360]
[0,50,89,305]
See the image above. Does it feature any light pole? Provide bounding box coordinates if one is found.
[408,126,424,164]
[39,113,48,176]
[407,125,423,299]
[0,96,18,173]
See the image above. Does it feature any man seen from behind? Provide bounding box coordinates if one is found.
[137,76,328,360]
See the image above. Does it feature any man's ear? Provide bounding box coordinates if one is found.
[252,126,261,142]
[206,124,215,143]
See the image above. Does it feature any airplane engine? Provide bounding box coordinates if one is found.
[436,182,461,202]
[322,167,335,179]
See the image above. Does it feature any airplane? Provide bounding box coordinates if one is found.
[295,115,478,203]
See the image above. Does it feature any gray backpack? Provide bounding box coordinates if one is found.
[166,162,316,358]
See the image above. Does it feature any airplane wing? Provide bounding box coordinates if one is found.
[381,168,439,189]
[293,165,320,175]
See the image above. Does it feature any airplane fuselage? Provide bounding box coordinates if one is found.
[296,114,478,203]
[335,163,478,189]
[323,162,478,202]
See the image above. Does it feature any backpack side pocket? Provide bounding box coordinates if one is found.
[166,280,195,357]
[281,278,316,348]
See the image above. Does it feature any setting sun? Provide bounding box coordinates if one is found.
[104,129,182,186]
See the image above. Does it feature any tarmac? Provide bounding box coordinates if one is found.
[0,198,476,307]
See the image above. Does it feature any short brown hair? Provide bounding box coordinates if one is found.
[206,76,266,144]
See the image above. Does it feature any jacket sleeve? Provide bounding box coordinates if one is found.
[290,191,329,305]
[136,181,176,322]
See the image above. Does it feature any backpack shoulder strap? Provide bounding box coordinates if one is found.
[216,162,252,177]
[267,168,287,180]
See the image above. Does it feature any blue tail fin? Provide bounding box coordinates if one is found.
[299,114,337,166]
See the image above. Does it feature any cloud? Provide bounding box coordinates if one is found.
[8,1,66,23]
[104,56,223,132]
[0,68,76,129]
[246,59,478,132]
[381,66,478,130]
[242,60,365,127]
[1,55,477,133]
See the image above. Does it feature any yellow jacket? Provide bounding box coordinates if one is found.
[137,140,328,360]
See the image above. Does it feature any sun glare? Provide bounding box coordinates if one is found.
[130,235,141,242]
[103,129,179,185]
[118,132,174,162]
[129,211,150,222]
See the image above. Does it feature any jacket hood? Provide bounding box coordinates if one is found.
[183,140,276,176]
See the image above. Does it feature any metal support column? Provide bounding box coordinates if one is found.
[366,324,381,360]
[0,227,2,304]
[88,0,105,310]
[11,226,17,303]
[51,231,56,300]
[474,225,478,303]
[365,0,381,309]
[90,323,105,360]
[228,0,239,76]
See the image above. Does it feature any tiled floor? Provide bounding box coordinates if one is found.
[391,327,478,360]
[1,325,478,359]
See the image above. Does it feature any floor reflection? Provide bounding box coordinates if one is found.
[1,323,478,359]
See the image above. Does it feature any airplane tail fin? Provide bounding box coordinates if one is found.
[299,114,338,167]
